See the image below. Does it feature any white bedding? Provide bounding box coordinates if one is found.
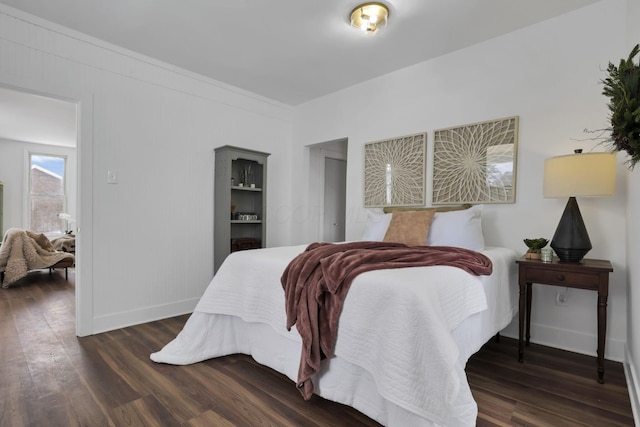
[151,244,518,427]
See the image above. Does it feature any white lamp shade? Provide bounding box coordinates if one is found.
[543,152,616,198]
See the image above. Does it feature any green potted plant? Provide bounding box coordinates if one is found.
[602,44,640,169]
[523,238,549,260]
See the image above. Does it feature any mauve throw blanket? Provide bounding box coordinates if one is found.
[281,241,493,399]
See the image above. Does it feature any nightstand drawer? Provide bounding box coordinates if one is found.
[525,268,599,288]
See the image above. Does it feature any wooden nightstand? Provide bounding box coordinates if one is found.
[516,256,613,383]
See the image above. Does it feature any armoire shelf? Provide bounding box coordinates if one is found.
[214,145,270,273]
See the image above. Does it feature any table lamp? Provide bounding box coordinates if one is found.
[543,150,616,262]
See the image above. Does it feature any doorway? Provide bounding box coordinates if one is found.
[308,138,348,242]
[0,85,78,318]
[323,157,346,242]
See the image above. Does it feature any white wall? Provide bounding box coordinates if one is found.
[625,0,640,420]
[626,139,640,421]
[0,137,77,234]
[293,0,629,361]
[0,4,294,334]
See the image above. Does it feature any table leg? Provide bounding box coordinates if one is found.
[526,283,532,346]
[518,281,526,362]
[597,292,608,384]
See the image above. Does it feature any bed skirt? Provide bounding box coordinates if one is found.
[152,311,477,427]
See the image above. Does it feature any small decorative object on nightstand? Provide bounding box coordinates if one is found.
[523,238,549,260]
[516,256,613,383]
[540,247,553,263]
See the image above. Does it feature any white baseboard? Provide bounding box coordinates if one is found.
[501,321,625,362]
[92,298,199,335]
[624,346,640,427]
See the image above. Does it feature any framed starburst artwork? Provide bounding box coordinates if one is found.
[432,116,519,204]
[363,133,426,207]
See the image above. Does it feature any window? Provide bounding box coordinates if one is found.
[29,154,66,235]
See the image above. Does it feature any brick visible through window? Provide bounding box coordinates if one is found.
[29,154,66,235]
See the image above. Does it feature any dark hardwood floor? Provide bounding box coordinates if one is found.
[467,338,634,426]
[0,269,635,426]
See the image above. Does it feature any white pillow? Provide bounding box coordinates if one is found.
[361,210,392,241]
[427,205,485,250]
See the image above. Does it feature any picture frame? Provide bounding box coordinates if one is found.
[432,116,518,204]
[363,132,426,207]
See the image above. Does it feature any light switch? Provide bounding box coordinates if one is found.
[107,170,118,184]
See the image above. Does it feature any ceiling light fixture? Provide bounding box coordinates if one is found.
[350,2,389,34]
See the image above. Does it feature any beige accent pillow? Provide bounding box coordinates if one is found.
[383,210,436,246]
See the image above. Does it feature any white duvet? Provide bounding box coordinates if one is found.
[151,244,518,426]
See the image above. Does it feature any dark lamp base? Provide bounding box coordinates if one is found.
[550,197,592,263]
[549,245,590,263]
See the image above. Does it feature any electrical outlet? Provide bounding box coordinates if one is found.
[555,289,568,306]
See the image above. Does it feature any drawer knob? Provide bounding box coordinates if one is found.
[556,274,565,281]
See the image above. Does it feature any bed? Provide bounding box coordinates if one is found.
[151,205,518,426]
